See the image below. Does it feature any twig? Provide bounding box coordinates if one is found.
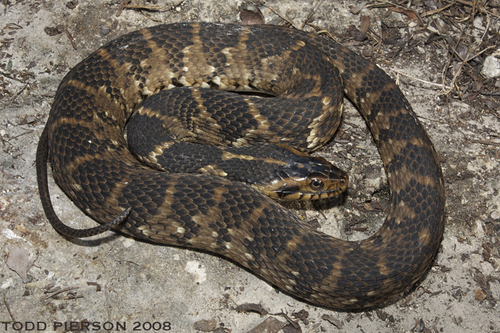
[366,1,399,9]
[467,139,500,147]
[10,130,35,140]
[480,91,500,96]
[10,83,28,105]
[0,70,23,83]
[124,4,168,11]
[3,293,15,322]
[300,0,323,29]
[117,0,184,17]
[421,3,453,17]
[270,310,300,329]
[441,15,492,95]
[0,38,14,47]
[260,0,298,29]
[465,45,496,62]
[390,68,451,90]
[116,0,131,17]
[43,286,79,300]
[51,25,77,50]
[140,10,163,22]
[455,0,499,17]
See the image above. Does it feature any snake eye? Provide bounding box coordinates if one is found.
[310,178,324,191]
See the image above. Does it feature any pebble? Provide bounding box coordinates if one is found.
[101,26,110,35]
[481,51,500,79]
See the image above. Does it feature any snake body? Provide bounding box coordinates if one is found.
[36,23,445,309]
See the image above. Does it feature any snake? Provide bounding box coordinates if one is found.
[36,22,445,310]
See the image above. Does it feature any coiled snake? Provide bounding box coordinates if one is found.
[36,23,445,309]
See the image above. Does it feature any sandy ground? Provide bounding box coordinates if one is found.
[1,0,499,332]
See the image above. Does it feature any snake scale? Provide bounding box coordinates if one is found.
[36,22,445,309]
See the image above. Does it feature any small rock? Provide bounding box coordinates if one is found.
[473,16,485,29]
[66,0,78,9]
[481,52,500,79]
[491,209,500,220]
[474,288,487,301]
[193,319,217,332]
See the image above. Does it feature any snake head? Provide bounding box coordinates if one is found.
[254,154,349,201]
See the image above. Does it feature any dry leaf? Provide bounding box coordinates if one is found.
[389,7,418,21]
[6,247,30,283]
[240,8,265,26]
[475,288,487,301]
[246,317,286,333]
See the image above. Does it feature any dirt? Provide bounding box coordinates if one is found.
[1,0,499,332]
